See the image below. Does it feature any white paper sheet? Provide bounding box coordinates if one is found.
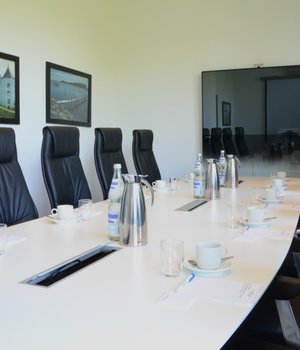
[0,235,27,247]
[280,203,300,212]
[235,227,293,241]
[157,275,263,311]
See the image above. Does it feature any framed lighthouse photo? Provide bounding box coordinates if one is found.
[0,52,20,124]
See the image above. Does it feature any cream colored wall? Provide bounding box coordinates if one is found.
[1,0,300,216]
[106,0,300,178]
[1,0,117,215]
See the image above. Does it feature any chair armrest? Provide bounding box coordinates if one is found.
[267,275,300,300]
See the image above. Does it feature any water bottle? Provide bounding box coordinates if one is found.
[218,150,227,187]
[193,153,205,198]
[108,164,124,241]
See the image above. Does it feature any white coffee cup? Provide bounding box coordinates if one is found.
[51,204,74,220]
[277,171,287,180]
[272,178,284,190]
[196,241,226,270]
[152,180,166,189]
[247,206,265,224]
[265,188,278,201]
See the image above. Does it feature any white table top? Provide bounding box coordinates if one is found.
[0,177,299,350]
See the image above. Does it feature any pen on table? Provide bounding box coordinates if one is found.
[175,272,195,292]
[265,216,277,221]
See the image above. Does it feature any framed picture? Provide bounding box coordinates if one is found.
[46,62,91,127]
[222,101,231,126]
[0,52,19,124]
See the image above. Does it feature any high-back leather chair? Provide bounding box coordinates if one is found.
[222,127,238,155]
[235,127,250,157]
[203,128,213,158]
[132,129,161,185]
[41,126,91,209]
[0,128,38,225]
[210,127,223,157]
[94,128,128,200]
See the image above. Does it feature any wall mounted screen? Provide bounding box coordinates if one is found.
[202,65,300,176]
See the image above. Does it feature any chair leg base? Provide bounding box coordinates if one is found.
[276,299,300,348]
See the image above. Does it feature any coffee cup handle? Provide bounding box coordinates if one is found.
[222,248,228,257]
[51,208,57,215]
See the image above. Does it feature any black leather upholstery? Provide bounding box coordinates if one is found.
[211,127,224,157]
[203,128,213,158]
[222,128,238,155]
[235,127,250,156]
[0,128,38,226]
[94,128,128,200]
[223,219,300,349]
[132,129,161,185]
[41,126,91,208]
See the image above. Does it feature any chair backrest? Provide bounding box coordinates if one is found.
[94,128,128,200]
[0,128,38,226]
[41,126,91,208]
[235,127,250,156]
[222,127,238,155]
[210,127,223,157]
[132,129,161,185]
[203,128,213,158]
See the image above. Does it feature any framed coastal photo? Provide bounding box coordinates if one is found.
[222,101,231,126]
[0,52,20,124]
[46,62,91,127]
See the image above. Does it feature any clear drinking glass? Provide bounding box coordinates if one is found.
[227,203,242,229]
[78,199,92,221]
[251,188,264,206]
[160,239,184,277]
[0,223,8,255]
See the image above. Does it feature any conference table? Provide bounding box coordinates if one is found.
[1,177,299,349]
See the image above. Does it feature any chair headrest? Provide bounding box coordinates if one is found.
[136,129,153,151]
[235,127,244,136]
[45,127,79,157]
[211,128,222,136]
[222,128,232,136]
[203,128,210,136]
[0,128,16,163]
[99,128,122,152]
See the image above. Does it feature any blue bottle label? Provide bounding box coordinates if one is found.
[108,211,120,238]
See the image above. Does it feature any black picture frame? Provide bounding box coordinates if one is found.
[46,62,91,127]
[222,101,231,126]
[0,52,20,124]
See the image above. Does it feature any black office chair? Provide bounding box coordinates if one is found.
[235,127,250,157]
[203,128,213,158]
[0,128,38,226]
[210,127,224,157]
[132,129,161,185]
[94,128,128,200]
[223,218,300,349]
[222,127,238,155]
[222,274,300,349]
[41,126,92,209]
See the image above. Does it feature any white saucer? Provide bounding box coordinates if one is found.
[241,219,270,227]
[47,212,81,224]
[153,187,170,192]
[183,258,232,275]
[262,198,282,204]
